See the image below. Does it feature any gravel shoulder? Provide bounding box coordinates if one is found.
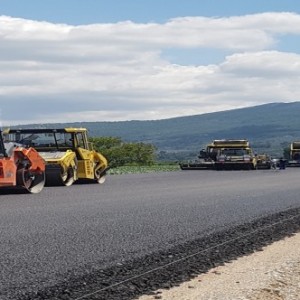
[137,231,300,300]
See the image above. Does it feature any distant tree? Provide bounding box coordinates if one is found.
[121,142,156,165]
[90,136,122,150]
[89,137,156,167]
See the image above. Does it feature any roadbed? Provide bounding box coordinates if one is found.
[137,232,300,300]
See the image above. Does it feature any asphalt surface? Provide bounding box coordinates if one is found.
[1,169,300,299]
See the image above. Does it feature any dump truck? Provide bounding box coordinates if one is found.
[0,130,45,193]
[3,128,108,186]
[287,141,300,167]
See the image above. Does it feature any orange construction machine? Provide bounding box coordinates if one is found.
[0,130,46,193]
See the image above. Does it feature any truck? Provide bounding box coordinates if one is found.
[0,129,45,193]
[3,128,108,186]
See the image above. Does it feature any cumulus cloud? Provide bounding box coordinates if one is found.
[0,12,300,125]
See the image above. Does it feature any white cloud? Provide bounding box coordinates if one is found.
[221,51,300,76]
[0,12,300,125]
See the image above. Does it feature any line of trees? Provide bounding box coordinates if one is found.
[89,137,156,167]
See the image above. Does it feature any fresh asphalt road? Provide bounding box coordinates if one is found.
[1,169,300,298]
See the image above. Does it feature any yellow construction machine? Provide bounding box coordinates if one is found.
[3,128,108,186]
[287,141,300,167]
[211,139,257,170]
[180,139,257,170]
[256,154,272,169]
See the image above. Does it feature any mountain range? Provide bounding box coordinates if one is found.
[11,102,300,160]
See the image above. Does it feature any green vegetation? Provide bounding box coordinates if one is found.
[108,164,180,174]
[89,136,156,168]
[89,137,179,173]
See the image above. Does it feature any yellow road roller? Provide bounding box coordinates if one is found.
[3,128,108,186]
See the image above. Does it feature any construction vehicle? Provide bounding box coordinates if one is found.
[212,140,257,170]
[3,128,108,186]
[179,148,214,170]
[180,139,257,170]
[287,141,300,167]
[0,130,45,193]
[256,154,272,169]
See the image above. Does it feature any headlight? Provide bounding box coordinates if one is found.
[243,155,251,162]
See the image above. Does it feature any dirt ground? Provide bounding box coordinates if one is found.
[137,232,300,300]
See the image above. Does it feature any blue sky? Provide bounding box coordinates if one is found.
[0,0,300,125]
[1,0,300,24]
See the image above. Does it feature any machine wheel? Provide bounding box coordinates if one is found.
[61,166,76,186]
[94,165,106,184]
[17,168,45,193]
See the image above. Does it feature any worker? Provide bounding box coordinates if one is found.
[279,157,286,170]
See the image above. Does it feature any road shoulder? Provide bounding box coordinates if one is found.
[137,232,300,300]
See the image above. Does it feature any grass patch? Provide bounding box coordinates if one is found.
[108,164,180,174]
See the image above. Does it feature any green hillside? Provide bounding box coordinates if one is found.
[11,102,300,160]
